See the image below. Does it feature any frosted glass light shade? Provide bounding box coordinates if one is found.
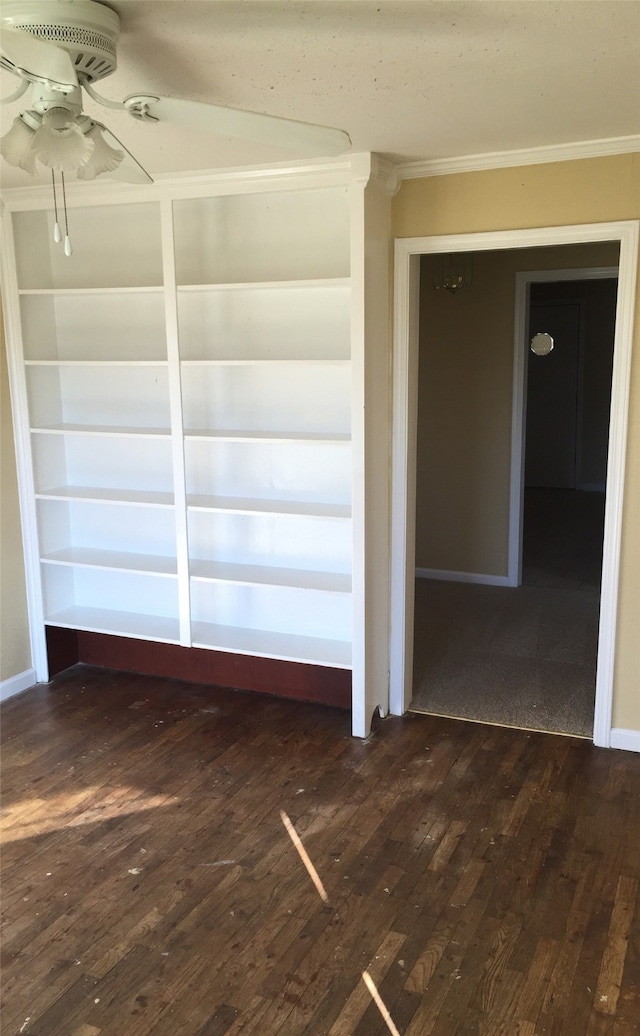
[0,116,38,175]
[31,109,94,172]
[77,124,124,180]
[42,107,76,132]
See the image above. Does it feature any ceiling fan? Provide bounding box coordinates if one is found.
[1,0,351,251]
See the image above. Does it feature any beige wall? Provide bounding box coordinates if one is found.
[392,152,640,732]
[1,300,31,683]
[416,242,619,575]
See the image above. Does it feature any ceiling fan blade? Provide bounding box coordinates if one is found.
[125,95,351,157]
[0,26,77,91]
[95,123,154,184]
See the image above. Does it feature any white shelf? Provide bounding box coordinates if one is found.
[184,429,350,443]
[184,438,352,507]
[19,287,164,296]
[177,279,350,363]
[41,546,177,577]
[32,437,174,500]
[188,509,351,578]
[187,494,350,519]
[35,486,174,508]
[181,359,350,367]
[13,203,163,290]
[45,606,180,644]
[25,360,168,368]
[191,621,352,669]
[181,361,350,436]
[173,188,351,285]
[25,364,171,428]
[190,559,350,592]
[177,278,350,292]
[31,424,172,438]
[20,291,168,362]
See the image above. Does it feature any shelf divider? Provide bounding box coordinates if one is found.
[162,198,192,647]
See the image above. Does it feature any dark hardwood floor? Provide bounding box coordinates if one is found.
[2,665,640,1035]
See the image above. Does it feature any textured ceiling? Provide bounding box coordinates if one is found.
[1,0,639,188]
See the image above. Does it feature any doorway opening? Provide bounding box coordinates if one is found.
[410,259,618,736]
[390,223,639,747]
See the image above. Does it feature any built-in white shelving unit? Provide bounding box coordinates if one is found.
[2,155,393,735]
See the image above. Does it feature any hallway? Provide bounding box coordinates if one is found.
[411,489,604,736]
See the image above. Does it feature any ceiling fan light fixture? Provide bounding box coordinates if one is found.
[31,109,94,171]
[40,104,75,131]
[0,113,38,173]
[0,0,351,256]
[76,122,123,179]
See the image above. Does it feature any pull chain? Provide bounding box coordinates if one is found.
[61,171,72,256]
[51,170,62,244]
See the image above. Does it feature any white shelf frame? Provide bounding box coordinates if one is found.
[2,155,395,734]
[161,197,192,645]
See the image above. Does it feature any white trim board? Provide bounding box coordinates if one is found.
[610,729,640,754]
[0,668,37,704]
[396,135,640,181]
[416,568,511,587]
[390,222,639,753]
[0,153,398,211]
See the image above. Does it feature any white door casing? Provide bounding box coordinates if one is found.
[390,223,639,749]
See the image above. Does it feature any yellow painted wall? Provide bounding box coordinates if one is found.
[392,152,640,732]
[1,300,31,684]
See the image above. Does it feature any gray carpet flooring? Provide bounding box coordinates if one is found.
[410,489,604,737]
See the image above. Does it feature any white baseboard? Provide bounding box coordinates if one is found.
[610,728,640,753]
[416,567,512,587]
[0,668,37,704]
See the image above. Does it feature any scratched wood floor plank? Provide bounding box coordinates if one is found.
[2,664,640,1035]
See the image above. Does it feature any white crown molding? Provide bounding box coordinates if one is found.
[371,155,401,196]
[396,135,640,181]
[0,152,374,209]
